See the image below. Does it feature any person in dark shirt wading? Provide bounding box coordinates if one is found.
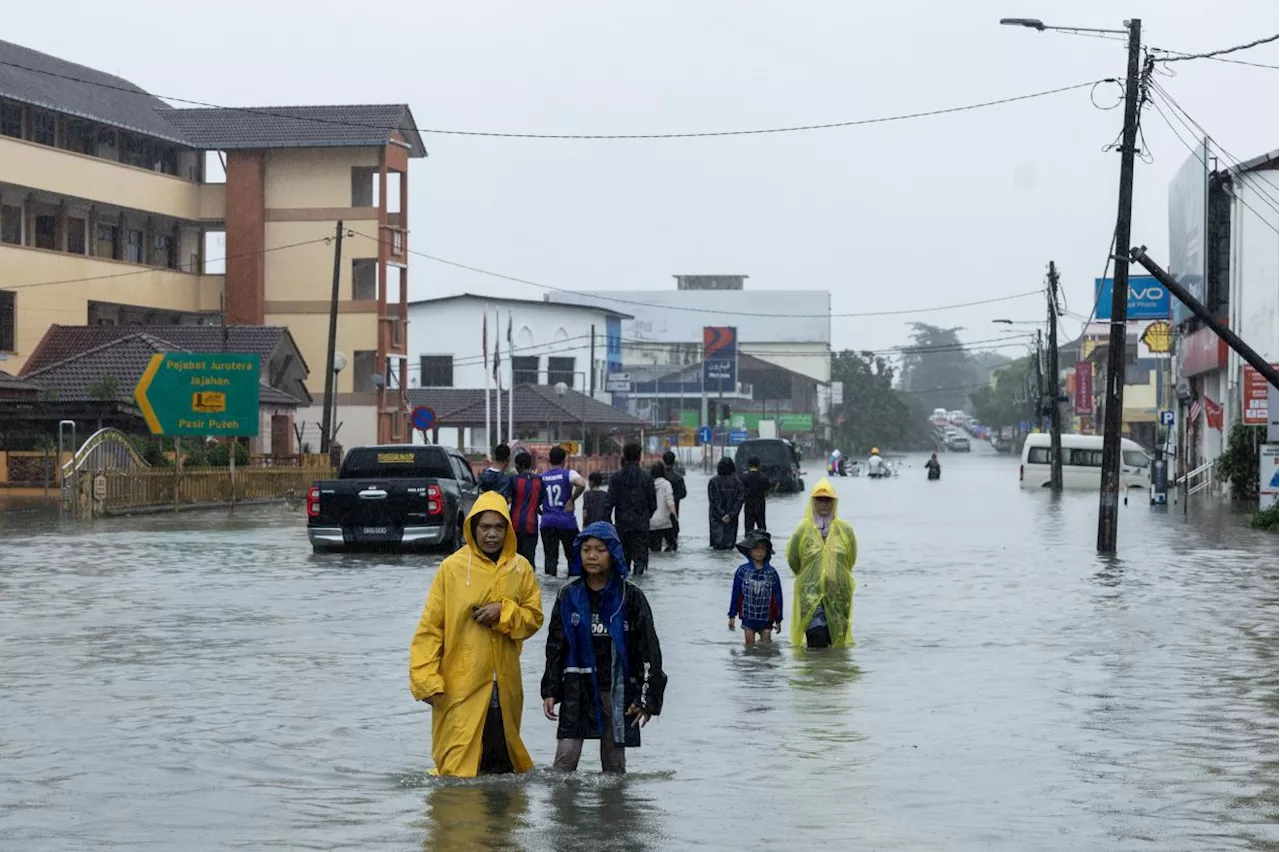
[607,443,658,575]
[509,451,544,566]
[541,522,666,773]
[477,444,513,502]
[743,456,770,534]
[661,450,687,552]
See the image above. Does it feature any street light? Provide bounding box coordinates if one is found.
[330,351,346,458]
[554,379,588,455]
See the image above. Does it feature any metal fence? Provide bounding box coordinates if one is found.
[98,467,332,514]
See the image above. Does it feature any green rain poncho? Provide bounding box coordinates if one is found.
[786,477,858,647]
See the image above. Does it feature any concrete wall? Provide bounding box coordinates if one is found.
[406,298,617,392]
[0,244,223,371]
[0,135,220,222]
[264,148,380,209]
[1224,167,1279,439]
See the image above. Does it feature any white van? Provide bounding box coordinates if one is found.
[1019,434,1151,491]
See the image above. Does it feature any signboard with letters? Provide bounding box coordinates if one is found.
[830,381,844,406]
[1242,365,1276,426]
[1258,444,1278,510]
[1093,276,1171,321]
[134,353,261,437]
[1074,362,1093,415]
[702,326,738,393]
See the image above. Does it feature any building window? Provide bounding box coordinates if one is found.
[0,289,14,351]
[66,218,86,255]
[125,229,144,263]
[351,259,377,300]
[351,168,376,207]
[419,356,453,388]
[152,234,175,268]
[0,101,21,139]
[1,205,21,245]
[511,356,539,385]
[122,133,149,169]
[97,223,119,259]
[63,119,95,155]
[31,110,55,146]
[34,215,57,250]
[547,357,576,388]
[352,350,378,393]
[391,229,404,256]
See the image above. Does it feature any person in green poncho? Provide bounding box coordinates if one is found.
[786,477,857,648]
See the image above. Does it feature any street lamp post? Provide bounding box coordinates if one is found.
[1000,15,1143,552]
[554,377,589,456]
[330,351,346,466]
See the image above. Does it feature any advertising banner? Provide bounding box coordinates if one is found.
[1242,365,1275,426]
[1093,276,1171,321]
[1074,361,1093,415]
[1168,144,1208,325]
[702,326,738,393]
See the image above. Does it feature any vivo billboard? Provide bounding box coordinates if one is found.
[1093,275,1171,321]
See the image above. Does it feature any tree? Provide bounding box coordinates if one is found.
[86,375,120,401]
[969,357,1034,428]
[831,350,933,452]
[898,323,981,413]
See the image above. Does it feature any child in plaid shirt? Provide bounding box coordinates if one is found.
[727,530,784,645]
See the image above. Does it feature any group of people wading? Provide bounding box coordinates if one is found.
[408,442,857,778]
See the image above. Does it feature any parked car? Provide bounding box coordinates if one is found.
[307,444,479,553]
[734,438,805,493]
[1019,434,1151,491]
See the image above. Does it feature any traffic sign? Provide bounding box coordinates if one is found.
[411,406,436,431]
[696,425,713,444]
[729,429,750,445]
[134,353,260,436]
[1159,409,1175,427]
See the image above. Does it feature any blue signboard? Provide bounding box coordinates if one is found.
[696,425,713,445]
[729,429,750,445]
[702,326,738,393]
[605,316,623,373]
[411,406,436,431]
[1094,276,1171,321]
[1159,409,1175,427]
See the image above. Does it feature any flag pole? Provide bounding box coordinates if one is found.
[495,306,503,447]
[483,311,491,453]
[507,311,514,446]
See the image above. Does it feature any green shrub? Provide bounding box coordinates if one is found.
[1218,421,1263,502]
[1250,503,1278,532]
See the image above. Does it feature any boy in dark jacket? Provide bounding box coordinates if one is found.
[743,456,770,534]
[477,444,513,502]
[542,522,666,773]
[607,443,657,576]
[581,471,610,527]
[509,451,543,566]
[660,450,687,552]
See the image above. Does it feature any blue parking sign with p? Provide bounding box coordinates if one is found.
[1160,410,1175,426]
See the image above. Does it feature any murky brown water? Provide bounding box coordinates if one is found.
[1,447,1275,850]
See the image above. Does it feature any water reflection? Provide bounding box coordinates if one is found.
[421,781,529,851]
[545,776,662,852]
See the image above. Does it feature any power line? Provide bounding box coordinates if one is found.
[0,237,331,292]
[1150,34,1279,67]
[0,58,1102,140]
[352,231,1040,319]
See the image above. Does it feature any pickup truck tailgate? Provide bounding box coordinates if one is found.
[327,479,430,540]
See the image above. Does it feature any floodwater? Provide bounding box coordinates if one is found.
[1,446,1275,850]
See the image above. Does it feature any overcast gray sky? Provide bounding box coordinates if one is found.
[9,1,1277,356]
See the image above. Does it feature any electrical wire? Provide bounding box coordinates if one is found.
[0,237,332,292]
[351,231,1041,319]
[0,58,1105,141]
[1150,34,1279,67]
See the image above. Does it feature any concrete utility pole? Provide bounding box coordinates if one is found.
[320,220,344,455]
[1097,18,1143,555]
[1047,261,1064,491]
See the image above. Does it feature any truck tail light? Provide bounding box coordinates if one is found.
[307,485,321,518]
[427,484,443,516]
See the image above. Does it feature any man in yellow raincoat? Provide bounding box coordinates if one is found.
[410,491,545,776]
[786,477,857,648]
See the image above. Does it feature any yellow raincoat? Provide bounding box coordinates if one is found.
[786,477,858,647]
[409,491,545,776]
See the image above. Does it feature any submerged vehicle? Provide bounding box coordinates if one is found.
[736,438,805,493]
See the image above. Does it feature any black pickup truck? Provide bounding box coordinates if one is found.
[307,444,479,553]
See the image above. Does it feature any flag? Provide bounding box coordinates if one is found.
[1204,395,1223,431]
[493,309,501,384]
[1188,397,1203,427]
[482,313,489,372]
[507,311,513,349]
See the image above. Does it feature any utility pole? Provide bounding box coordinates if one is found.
[1047,261,1064,491]
[319,220,344,455]
[1097,17,1143,555]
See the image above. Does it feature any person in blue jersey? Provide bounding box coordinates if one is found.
[509,451,544,567]
[540,446,586,577]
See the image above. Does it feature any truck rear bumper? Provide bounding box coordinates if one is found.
[308,525,448,549]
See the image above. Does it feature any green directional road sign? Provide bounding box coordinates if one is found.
[134,353,261,436]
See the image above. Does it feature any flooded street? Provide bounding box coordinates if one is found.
[1,448,1276,851]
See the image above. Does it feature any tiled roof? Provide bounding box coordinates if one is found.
[0,369,41,393]
[162,104,427,157]
[408,385,647,429]
[0,39,190,144]
[22,325,300,375]
[21,333,303,407]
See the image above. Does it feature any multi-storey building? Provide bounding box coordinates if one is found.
[0,39,425,446]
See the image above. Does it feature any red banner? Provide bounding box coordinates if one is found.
[1204,396,1223,431]
[1242,365,1275,425]
[1074,362,1093,415]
